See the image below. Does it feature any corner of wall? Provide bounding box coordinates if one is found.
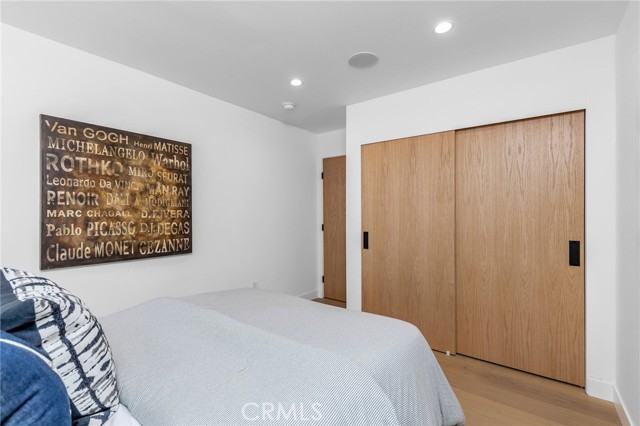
[298,289,320,300]
[586,378,614,401]
[615,0,640,424]
[613,385,634,426]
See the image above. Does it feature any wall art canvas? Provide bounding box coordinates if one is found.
[40,115,192,269]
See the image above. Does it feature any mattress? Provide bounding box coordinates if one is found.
[101,289,465,425]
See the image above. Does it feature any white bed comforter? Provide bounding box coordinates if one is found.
[101,289,465,425]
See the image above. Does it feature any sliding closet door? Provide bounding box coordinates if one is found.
[323,156,346,302]
[456,111,585,386]
[362,132,456,353]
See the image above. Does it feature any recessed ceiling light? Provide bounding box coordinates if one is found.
[348,52,379,69]
[282,102,296,111]
[435,21,453,34]
[290,78,302,87]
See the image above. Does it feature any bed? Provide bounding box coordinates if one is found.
[1,267,464,426]
[100,288,465,425]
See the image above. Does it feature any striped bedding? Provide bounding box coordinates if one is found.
[101,289,465,425]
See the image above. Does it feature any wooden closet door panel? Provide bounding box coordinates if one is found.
[456,111,585,386]
[323,156,346,302]
[362,131,456,353]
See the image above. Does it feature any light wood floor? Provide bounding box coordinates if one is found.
[311,298,620,425]
[313,297,346,308]
[434,352,620,426]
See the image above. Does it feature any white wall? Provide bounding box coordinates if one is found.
[615,1,640,424]
[346,37,617,400]
[0,25,319,316]
[315,129,346,297]
[0,12,3,266]
[318,129,347,159]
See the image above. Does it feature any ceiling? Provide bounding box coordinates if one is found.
[1,1,629,134]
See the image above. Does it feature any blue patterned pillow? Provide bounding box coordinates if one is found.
[0,268,118,426]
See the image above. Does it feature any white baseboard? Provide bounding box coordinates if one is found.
[298,289,319,300]
[613,386,635,426]
[586,377,614,401]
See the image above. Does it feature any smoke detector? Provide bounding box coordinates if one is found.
[283,102,296,111]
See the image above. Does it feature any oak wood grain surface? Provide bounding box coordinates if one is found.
[435,352,619,426]
[313,297,346,308]
[323,156,347,302]
[362,132,456,353]
[455,111,585,386]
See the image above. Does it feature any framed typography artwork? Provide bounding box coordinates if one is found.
[40,115,192,269]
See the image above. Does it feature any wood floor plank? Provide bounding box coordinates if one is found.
[453,388,561,426]
[434,352,620,426]
[313,297,346,308]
